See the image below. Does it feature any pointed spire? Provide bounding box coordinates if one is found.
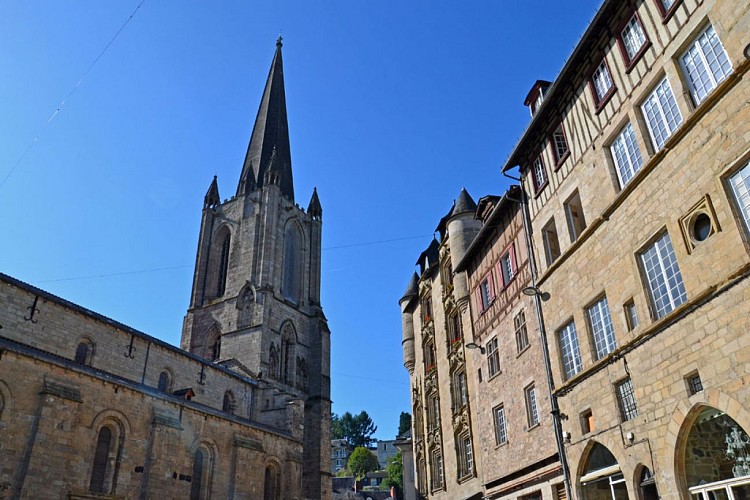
[452,187,477,216]
[237,39,294,200]
[204,176,220,209]
[307,187,322,220]
[237,163,256,196]
[399,272,420,304]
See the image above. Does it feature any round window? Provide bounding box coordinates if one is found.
[691,212,712,242]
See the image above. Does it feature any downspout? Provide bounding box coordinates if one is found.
[503,169,573,500]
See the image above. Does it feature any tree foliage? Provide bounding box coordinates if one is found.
[397,412,411,436]
[334,410,377,448]
[382,450,403,491]
[347,446,380,481]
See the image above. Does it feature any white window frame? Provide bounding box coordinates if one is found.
[499,244,516,287]
[494,405,508,445]
[610,122,644,187]
[641,77,683,151]
[680,23,732,105]
[640,232,687,319]
[514,310,529,353]
[551,124,569,164]
[591,60,614,103]
[486,337,500,378]
[558,321,583,380]
[525,384,540,428]
[620,14,647,63]
[532,155,548,193]
[587,297,616,360]
[729,161,750,234]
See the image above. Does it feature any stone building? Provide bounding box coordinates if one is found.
[399,189,484,500]
[0,39,331,500]
[454,186,566,499]
[500,0,750,498]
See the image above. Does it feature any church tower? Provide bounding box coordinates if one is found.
[181,38,331,500]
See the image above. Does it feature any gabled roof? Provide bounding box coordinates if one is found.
[237,37,295,200]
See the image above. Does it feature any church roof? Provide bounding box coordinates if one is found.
[399,272,419,304]
[435,187,477,236]
[307,187,322,219]
[237,37,295,200]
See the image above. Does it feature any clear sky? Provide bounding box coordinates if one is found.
[1,0,602,440]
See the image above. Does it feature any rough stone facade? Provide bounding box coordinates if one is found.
[502,0,750,498]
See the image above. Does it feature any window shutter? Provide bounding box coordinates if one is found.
[475,288,483,311]
[509,243,517,274]
[488,273,496,301]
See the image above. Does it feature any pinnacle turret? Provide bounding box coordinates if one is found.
[204,176,220,209]
[307,187,322,220]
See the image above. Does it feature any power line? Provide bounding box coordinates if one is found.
[323,234,432,250]
[332,372,408,386]
[0,0,146,191]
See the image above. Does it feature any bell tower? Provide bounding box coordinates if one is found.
[181,38,331,500]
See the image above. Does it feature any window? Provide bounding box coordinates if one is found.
[447,311,462,346]
[542,219,561,266]
[494,405,508,445]
[525,384,539,428]
[587,297,616,360]
[263,463,280,500]
[558,321,583,380]
[424,340,436,373]
[521,492,543,500]
[216,230,231,298]
[624,300,639,331]
[157,370,171,393]
[640,233,687,319]
[610,123,644,187]
[642,77,683,151]
[514,310,529,353]
[730,161,750,233]
[478,273,495,311]
[451,370,468,411]
[619,13,648,65]
[499,245,516,287]
[222,391,236,414]
[457,434,474,478]
[686,372,703,395]
[282,222,303,303]
[89,427,112,493]
[680,24,732,105]
[591,59,615,105]
[531,155,548,194]
[431,450,444,490]
[580,409,594,434]
[427,394,440,430]
[75,342,90,365]
[421,295,433,324]
[615,377,638,421]
[486,337,500,378]
[564,191,587,242]
[551,124,569,165]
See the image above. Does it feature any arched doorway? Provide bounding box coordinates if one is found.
[579,443,629,499]
[682,407,750,499]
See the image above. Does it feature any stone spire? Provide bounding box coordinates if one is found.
[307,187,322,220]
[204,175,220,209]
[237,37,294,200]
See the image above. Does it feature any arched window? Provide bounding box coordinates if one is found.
[263,463,280,500]
[190,448,204,500]
[216,231,231,297]
[296,357,308,392]
[636,465,658,500]
[89,427,112,493]
[157,370,171,393]
[205,327,221,362]
[222,391,236,415]
[75,338,94,366]
[280,322,296,385]
[282,221,303,304]
[579,443,627,499]
[269,342,280,380]
[682,407,750,498]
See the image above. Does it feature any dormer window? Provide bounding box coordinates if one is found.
[524,80,552,117]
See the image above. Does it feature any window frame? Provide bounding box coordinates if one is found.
[550,123,570,168]
[728,160,750,235]
[615,377,639,421]
[497,243,517,289]
[530,154,549,196]
[679,23,733,106]
[525,383,540,429]
[486,337,501,379]
[589,57,616,112]
[494,404,508,445]
[610,122,645,188]
[477,271,496,312]
[641,76,683,152]
[564,190,587,243]
[653,0,684,22]
[639,232,687,319]
[616,11,650,71]
[457,433,474,479]
[514,310,529,354]
[542,218,561,266]
[558,321,583,380]
[586,296,617,360]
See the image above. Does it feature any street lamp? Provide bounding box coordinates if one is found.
[465,342,485,354]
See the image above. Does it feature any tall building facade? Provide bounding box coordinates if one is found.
[501,0,750,498]
[181,38,331,500]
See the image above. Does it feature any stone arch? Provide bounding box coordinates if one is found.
[281,219,305,304]
[576,440,630,499]
[279,321,297,385]
[88,410,129,495]
[236,281,256,328]
[75,336,96,366]
[189,438,217,500]
[208,224,232,299]
[263,458,283,500]
[157,368,173,393]
[222,390,237,415]
[633,463,659,500]
[665,389,750,499]
[204,324,222,362]
[0,380,11,420]
[269,342,280,380]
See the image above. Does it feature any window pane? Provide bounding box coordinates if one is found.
[592,61,613,101]
[558,322,583,379]
[622,15,646,60]
[640,233,686,319]
[588,297,616,359]
[494,406,508,444]
[611,123,644,187]
[681,24,732,105]
[616,378,638,421]
[642,78,682,150]
[526,385,539,427]
[730,162,750,233]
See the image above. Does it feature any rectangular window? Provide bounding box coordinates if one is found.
[421,295,433,324]
[478,273,495,311]
[686,372,703,395]
[616,377,638,421]
[448,312,462,345]
[424,340,436,373]
[730,161,750,233]
[640,233,687,319]
[611,123,644,187]
[542,218,561,266]
[486,337,500,378]
[620,14,648,64]
[624,300,639,331]
[531,155,548,194]
[642,77,683,151]
[499,245,516,287]
[580,409,594,434]
[525,384,540,428]
[680,24,732,105]
[587,296,617,359]
[452,370,468,410]
[558,321,583,379]
[494,405,508,445]
[457,434,473,478]
[515,310,529,353]
[552,124,569,165]
[431,450,444,490]
[564,191,587,242]
[591,59,614,104]
[427,394,440,430]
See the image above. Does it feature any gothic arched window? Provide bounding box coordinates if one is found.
[89,427,112,493]
[263,463,280,500]
[205,327,221,362]
[296,357,308,391]
[282,221,303,304]
[216,230,231,297]
[222,391,236,415]
[190,448,204,500]
[269,343,280,380]
[280,322,297,384]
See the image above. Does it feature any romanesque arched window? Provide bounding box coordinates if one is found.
[222,391,236,415]
[579,443,626,499]
[263,463,281,500]
[89,427,112,494]
[75,338,95,366]
[157,370,172,393]
[205,326,221,362]
[282,221,303,304]
[216,229,231,298]
[190,448,204,500]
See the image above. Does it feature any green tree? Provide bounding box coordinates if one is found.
[397,412,411,436]
[331,412,344,440]
[382,451,403,492]
[337,410,377,448]
[347,446,380,482]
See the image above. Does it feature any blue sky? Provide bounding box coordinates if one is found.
[0,0,602,440]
